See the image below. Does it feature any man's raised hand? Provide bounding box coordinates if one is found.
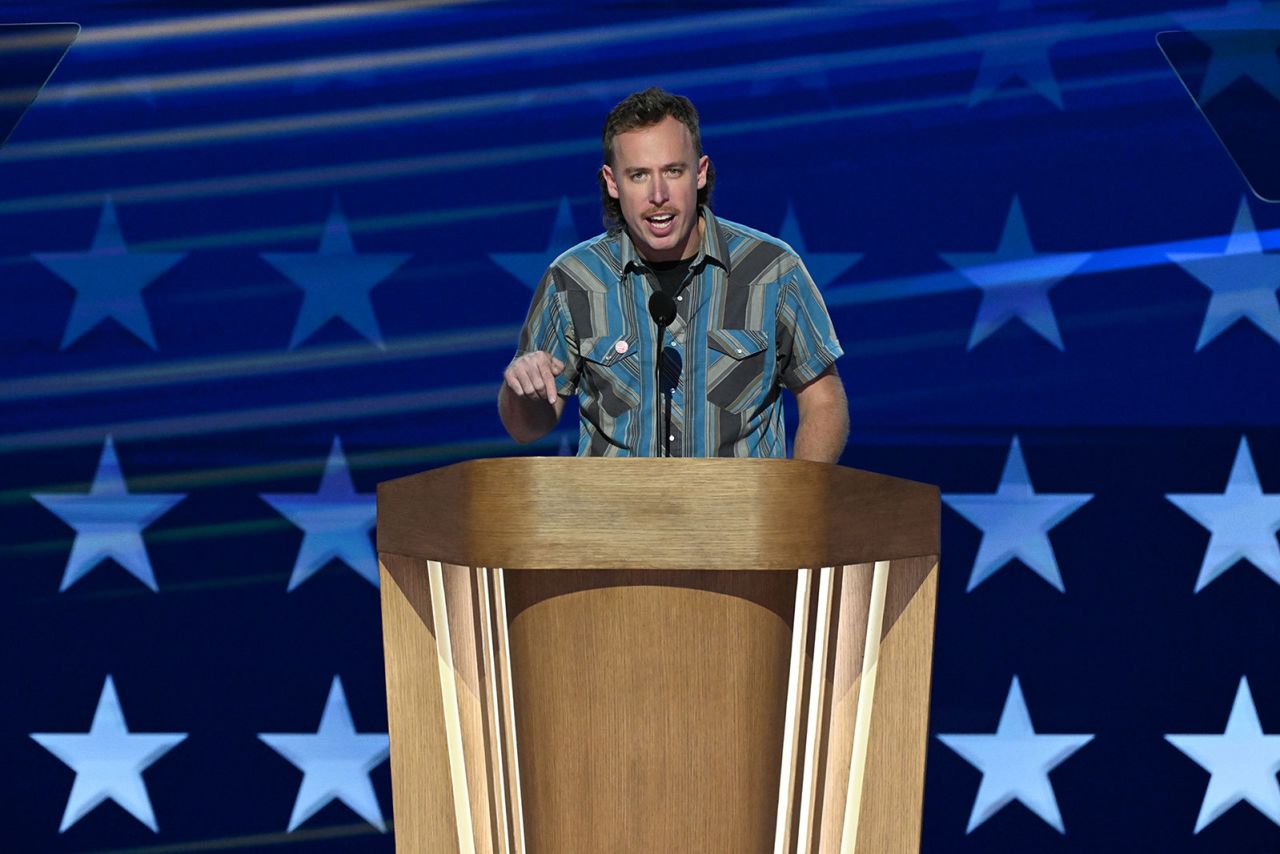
[504,351,565,405]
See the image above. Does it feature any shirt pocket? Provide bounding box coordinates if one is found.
[706,327,771,414]
[580,330,642,417]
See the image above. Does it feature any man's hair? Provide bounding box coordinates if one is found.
[598,87,715,230]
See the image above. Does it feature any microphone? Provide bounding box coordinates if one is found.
[648,291,676,329]
[647,291,678,456]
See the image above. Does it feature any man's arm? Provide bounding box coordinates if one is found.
[499,350,567,444]
[791,364,848,463]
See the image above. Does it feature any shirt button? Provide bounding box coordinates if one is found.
[736,348,744,354]
[676,295,683,301]
[668,435,675,442]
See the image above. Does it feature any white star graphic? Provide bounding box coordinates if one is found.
[943,436,1092,592]
[260,436,377,591]
[32,436,185,592]
[261,199,410,350]
[1167,676,1280,832]
[941,196,1091,350]
[33,198,186,349]
[30,676,187,833]
[258,676,390,832]
[1167,197,1280,350]
[778,201,862,291]
[1167,436,1280,592]
[937,676,1093,834]
[490,196,581,290]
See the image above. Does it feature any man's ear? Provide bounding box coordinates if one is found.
[696,155,709,190]
[601,164,620,199]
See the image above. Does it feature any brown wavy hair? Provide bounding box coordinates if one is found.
[599,87,715,231]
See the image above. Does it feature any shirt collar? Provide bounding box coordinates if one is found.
[617,205,728,276]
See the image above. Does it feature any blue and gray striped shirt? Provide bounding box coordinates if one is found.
[516,207,843,457]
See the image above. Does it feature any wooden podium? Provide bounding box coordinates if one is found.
[376,458,939,854]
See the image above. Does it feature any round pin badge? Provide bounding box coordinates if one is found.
[614,339,629,355]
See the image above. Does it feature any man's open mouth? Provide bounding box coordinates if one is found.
[646,212,676,234]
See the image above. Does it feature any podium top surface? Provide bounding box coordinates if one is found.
[377,457,938,571]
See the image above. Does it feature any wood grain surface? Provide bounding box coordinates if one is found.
[376,458,938,571]
[503,569,796,853]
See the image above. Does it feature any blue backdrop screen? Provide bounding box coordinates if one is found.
[4,2,1280,851]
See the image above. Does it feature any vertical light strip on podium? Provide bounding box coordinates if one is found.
[489,568,526,854]
[476,568,509,853]
[427,560,478,854]
[774,567,814,854]
[796,566,836,846]
[840,559,892,852]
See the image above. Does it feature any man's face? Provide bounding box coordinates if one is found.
[601,115,709,263]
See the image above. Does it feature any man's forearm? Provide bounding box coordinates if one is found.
[791,367,849,463]
[498,383,559,444]
[793,403,849,463]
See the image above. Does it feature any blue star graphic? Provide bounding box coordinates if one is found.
[778,202,862,292]
[1166,437,1280,592]
[33,198,186,349]
[966,0,1080,109]
[258,676,390,832]
[941,196,1091,350]
[1167,676,1280,832]
[30,676,187,833]
[1167,197,1280,350]
[937,676,1093,834]
[32,436,185,592]
[490,197,581,290]
[260,436,377,591]
[261,200,410,350]
[943,436,1092,593]
[748,68,834,100]
[1174,1,1280,102]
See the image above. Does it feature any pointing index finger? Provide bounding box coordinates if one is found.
[540,361,558,404]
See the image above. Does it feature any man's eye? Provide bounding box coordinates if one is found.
[667,168,683,176]
[629,173,646,182]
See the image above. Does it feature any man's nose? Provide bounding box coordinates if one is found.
[649,175,669,206]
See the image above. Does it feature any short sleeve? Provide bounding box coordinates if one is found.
[515,266,580,395]
[777,256,844,389]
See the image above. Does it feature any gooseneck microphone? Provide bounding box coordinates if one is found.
[648,291,677,329]
[647,292,677,456]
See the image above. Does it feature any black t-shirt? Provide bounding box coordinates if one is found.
[648,256,695,298]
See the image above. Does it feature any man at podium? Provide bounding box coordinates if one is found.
[499,87,849,462]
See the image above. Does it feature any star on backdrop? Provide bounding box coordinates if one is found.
[1167,198,1280,351]
[1166,436,1280,592]
[1166,676,1280,832]
[937,676,1093,833]
[748,67,835,101]
[32,435,186,593]
[258,676,390,832]
[259,436,377,591]
[1173,1,1280,102]
[941,196,1091,350]
[33,198,186,349]
[778,202,863,291]
[943,436,1092,592]
[490,196,581,290]
[30,675,187,833]
[965,0,1079,109]
[260,200,410,350]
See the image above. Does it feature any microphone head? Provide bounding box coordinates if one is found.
[648,291,677,329]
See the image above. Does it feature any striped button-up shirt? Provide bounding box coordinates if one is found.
[515,207,843,457]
